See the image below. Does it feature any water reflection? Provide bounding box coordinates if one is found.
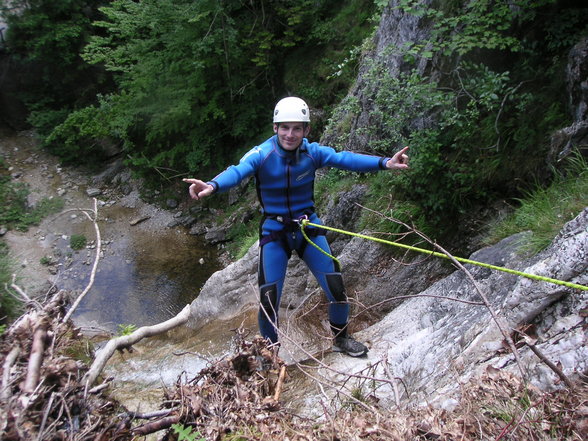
[65,227,221,332]
[38,194,223,333]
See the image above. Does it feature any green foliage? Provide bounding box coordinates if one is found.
[117,323,137,336]
[61,337,94,365]
[0,177,64,232]
[78,0,270,175]
[171,423,204,441]
[314,168,357,206]
[0,242,22,323]
[70,234,87,250]
[394,0,556,59]
[2,0,113,142]
[227,227,259,261]
[283,0,377,116]
[42,105,111,164]
[484,153,588,255]
[5,0,376,181]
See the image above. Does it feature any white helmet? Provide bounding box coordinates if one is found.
[273,96,310,123]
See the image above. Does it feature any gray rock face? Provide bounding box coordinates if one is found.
[188,242,258,328]
[313,209,587,412]
[322,0,435,151]
[549,37,588,164]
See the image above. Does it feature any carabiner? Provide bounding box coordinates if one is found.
[294,214,309,227]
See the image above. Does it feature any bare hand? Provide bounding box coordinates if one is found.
[182,178,214,200]
[386,146,409,170]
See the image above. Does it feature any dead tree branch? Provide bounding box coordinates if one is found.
[84,304,192,389]
[22,318,48,393]
[1,346,21,402]
[130,415,181,436]
[522,336,574,390]
[62,198,101,323]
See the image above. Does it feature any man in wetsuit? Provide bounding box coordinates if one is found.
[184,96,409,357]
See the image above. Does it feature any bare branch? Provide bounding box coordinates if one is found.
[1,346,21,402]
[84,304,192,389]
[522,337,574,390]
[62,198,101,323]
[130,415,180,436]
[22,319,48,393]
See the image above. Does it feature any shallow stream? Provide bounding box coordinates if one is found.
[1,127,248,409]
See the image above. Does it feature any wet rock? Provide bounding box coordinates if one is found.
[318,208,588,410]
[204,226,229,244]
[166,199,179,209]
[129,215,151,226]
[549,37,588,165]
[189,242,258,327]
[189,223,207,236]
[86,188,102,197]
[92,158,125,186]
[120,183,133,195]
[0,226,6,236]
[228,178,250,205]
[166,219,180,228]
[167,214,196,228]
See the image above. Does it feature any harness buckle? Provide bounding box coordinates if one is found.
[295,214,309,225]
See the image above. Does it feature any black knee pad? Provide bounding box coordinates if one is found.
[259,283,278,316]
[326,273,347,302]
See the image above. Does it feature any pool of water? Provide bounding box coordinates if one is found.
[1,126,222,333]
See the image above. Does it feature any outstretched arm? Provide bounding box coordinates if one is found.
[182,178,214,200]
[385,146,409,170]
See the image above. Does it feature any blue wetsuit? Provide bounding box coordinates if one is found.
[208,135,390,343]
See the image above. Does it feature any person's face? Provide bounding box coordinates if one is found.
[273,122,310,151]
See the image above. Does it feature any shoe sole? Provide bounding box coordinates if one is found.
[332,346,368,357]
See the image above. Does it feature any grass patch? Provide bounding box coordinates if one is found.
[70,234,87,250]
[356,171,435,240]
[226,218,260,260]
[314,168,359,206]
[0,177,64,231]
[484,152,588,255]
[0,242,22,323]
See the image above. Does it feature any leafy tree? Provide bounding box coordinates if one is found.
[2,0,112,138]
[63,0,376,179]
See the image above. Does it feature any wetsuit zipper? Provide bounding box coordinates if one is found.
[286,159,296,239]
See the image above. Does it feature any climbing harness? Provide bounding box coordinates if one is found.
[297,219,588,291]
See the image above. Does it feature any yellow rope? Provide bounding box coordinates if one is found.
[299,222,341,267]
[299,220,588,291]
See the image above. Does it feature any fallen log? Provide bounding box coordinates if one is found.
[84,304,192,389]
